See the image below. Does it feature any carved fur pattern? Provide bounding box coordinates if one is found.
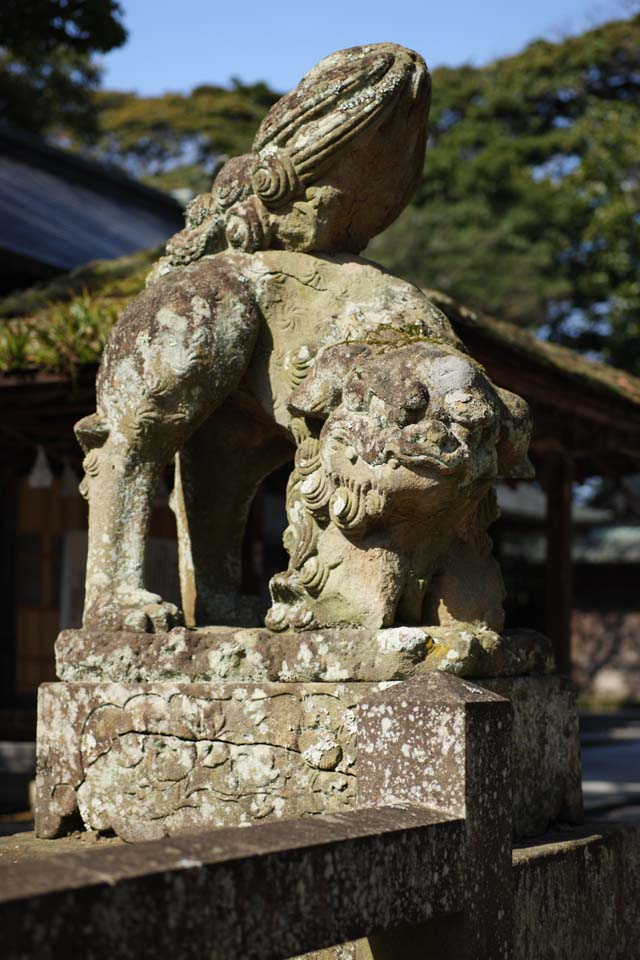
[295,437,321,475]
[283,346,315,388]
[329,479,386,532]
[153,45,431,271]
[270,432,387,630]
[275,301,303,332]
[299,555,333,596]
[251,149,300,208]
[283,495,317,569]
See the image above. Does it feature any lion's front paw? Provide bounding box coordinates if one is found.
[84,588,184,633]
[120,589,183,632]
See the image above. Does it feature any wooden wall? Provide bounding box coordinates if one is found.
[14,476,86,694]
[10,470,179,697]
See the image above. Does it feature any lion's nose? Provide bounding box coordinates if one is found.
[445,391,495,428]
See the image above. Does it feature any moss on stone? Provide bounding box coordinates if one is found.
[0,246,160,319]
[0,292,119,376]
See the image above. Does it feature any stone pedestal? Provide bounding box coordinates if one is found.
[36,625,582,843]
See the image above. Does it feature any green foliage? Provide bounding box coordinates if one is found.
[85,15,637,373]
[0,292,118,375]
[85,81,280,191]
[0,0,126,137]
[0,321,31,371]
[369,15,640,374]
[3,10,638,376]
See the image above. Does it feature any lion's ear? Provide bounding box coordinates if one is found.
[288,375,335,419]
[495,388,535,479]
[288,342,371,419]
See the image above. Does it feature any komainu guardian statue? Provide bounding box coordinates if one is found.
[38,43,584,850]
[75,43,531,636]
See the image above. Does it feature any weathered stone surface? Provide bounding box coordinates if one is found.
[55,625,554,684]
[421,626,554,678]
[0,830,123,865]
[4,819,639,960]
[479,674,583,837]
[36,669,580,842]
[295,820,640,960]
[30,673,516,958]
[265,336,530,634]
[296,949,360,960]
[513,822,640,960]
[36,680,389,842]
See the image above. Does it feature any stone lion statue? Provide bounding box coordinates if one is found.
[75,43,531,635]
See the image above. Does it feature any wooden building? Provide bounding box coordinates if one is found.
[429,291,640,675]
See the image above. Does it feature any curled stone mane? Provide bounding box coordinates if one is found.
[160,43,430,270]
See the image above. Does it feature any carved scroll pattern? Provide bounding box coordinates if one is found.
[72,688,358,841]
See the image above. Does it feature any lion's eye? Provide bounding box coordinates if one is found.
[404,381,429,410]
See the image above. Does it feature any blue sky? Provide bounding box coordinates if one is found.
[102,0,629,95]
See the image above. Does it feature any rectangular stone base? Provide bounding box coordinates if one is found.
[36,673,582,843]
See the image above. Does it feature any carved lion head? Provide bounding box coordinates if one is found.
[290,340,532,532]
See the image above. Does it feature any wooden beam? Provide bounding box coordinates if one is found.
[542,454,574,676]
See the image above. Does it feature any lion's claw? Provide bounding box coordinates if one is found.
[85,588,184,633]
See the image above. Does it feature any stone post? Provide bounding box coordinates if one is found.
[357,673,513,960]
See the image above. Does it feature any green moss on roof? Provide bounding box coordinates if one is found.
[0,246,160,320]
[0,246,159,376]
[1,248,639,415]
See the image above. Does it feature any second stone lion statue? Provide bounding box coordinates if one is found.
[75,42,532,635]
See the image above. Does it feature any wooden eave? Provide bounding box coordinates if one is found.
[0,366,97,473]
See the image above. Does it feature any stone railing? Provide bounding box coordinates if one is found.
[2,674,513,960]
